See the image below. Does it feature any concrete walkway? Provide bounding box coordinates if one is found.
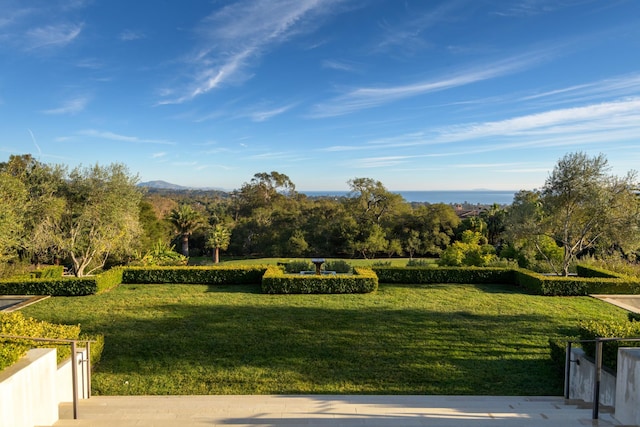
[48,395,624,427]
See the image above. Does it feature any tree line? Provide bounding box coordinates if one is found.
[1,152,639,277]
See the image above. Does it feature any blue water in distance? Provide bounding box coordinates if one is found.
[302,190,516,205]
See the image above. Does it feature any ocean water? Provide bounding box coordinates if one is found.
[302,190,516,205]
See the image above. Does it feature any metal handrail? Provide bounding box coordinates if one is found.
[0,334,95,420]
[565,337,640,420]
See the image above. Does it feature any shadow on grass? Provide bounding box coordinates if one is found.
[90,298,564,396]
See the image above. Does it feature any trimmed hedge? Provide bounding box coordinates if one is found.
[372,266,516,285]
[95,267,123,294]
[576,264,621,279]
[261,266,378,294]
[578,319,640,370]
[0,311,104,372]
[0,267,123,296]
[122,266,267,285]
[515,269,640,296]
[0,277,98,296]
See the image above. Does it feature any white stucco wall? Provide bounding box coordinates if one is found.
[567,347,616,407]
[614,348,640,426]
[0,348,58,427]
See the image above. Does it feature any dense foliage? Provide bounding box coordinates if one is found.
[0,312,81,371]
[3,151,640,281]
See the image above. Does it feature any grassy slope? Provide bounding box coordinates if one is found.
[22,282,626,396]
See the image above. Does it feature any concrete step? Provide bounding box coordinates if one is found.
[47,395,623,427]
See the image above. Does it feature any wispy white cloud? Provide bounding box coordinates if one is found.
[42,96,89,115]
[436,97,640,143]
[310,49,556,118]
[77,129,176,145]
[521,73,640,106]
[249,103,296,122]
[322,59,359,72]
[158,0,348,105]
[119,29,145,41]
[25,23,83,49]
[374,1,466,53]
[352,156,414,168]
[152,152,167,159]
[492,0,597,17]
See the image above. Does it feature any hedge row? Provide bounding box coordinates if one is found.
[122,266,267,285]
[575,264,622,279]
[372,266,640,296]
[0,268,122,296]
[372,266,515,285]
[577,319,640,370]
[261,266,378,294]
[0,277,98,296]
[0,311,104,372]
[515,269,640,296]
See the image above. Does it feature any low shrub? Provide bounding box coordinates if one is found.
[283,260,313,274]
[95,267,124,294]
[372,266,515,285]
[261,266,378,294]
[0,312,80,371]
[0,277,98,296]
[576,264,621,279]
[578,319,640,370]
[122,266,267,285]
[405,259,434,267]
[324,259,352,274]
[514,269,640,296]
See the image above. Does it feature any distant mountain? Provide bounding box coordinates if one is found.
[138,180,190,190]
[138,180,228,192]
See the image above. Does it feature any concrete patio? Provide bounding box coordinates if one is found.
[47,395,624,427]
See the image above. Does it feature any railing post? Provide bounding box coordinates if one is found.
[592,338,603,420]
[564,341,572,399]
[86,341,92,399]
[71,341,79,420]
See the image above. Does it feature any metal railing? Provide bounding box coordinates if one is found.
[0,334,95,420]
[565,337,640,420]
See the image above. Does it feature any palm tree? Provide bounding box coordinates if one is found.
[168,204,204,257]
[206,223,232,263]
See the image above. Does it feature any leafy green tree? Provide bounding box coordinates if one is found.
[440,230,496,267]
[168,204,205,257]
[506,153,640,275]
[206,223,232,263]
[0,172,27,261]
[481,203,507,246]
[405,230,422,259]
[354,223,388,259]
[58,163,142,276]
[386,238,403,258]
[138,200,174,253]
[0,154,66,265]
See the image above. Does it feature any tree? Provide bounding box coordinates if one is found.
[58,163,142,276]
[206,223,232,263]
[506,152,640,275]
[354,223,388,259]
[168,204,205,257]
[0,172,27,261]
[0,154,66,264]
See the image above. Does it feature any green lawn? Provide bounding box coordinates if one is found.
[21,282,627,396]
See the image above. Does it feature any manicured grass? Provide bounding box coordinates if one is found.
[21,282,627,396]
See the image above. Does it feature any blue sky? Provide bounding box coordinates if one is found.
[1,0,639,191]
